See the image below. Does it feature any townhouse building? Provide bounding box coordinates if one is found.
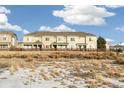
[22,31,97,50]
[0,31,17,49]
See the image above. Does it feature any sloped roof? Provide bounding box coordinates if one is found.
[25,31,96,37]
[52,42,68,45]
[0,31,17,37]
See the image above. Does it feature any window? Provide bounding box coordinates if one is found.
[70,38,75,41]
[27,38,29,41]
[58,38,61,41]
[3,37,6,41]
[89,38,92,41]
[89,45,92,49]
[45,38,49,41]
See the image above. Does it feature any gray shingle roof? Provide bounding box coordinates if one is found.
[25,31,96,37]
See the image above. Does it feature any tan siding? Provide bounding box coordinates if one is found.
[42,36,56,48]
[0,34,12,42]
[86,36,97,49]
[56,36,66,43]
[0,32,17,49]
[23,32,97,50]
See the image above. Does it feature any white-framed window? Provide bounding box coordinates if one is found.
[45,38,49,41]
[3,37,6,41]
[27,38,29,41]
[70,38,75,41]
[26,37,32,42]
[89,45,92,49]
[89,38,92,41]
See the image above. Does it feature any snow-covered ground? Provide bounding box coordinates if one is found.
[0,68,86,88]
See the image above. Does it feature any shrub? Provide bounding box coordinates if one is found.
[9,46,23,51]
[115,56,124,64]
[25,56,33,62]
[106,67,121,77]
[0,61,10,68]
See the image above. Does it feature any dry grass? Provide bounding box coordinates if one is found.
[0,61,11,68]
[119,77,124,82]
[106,67,121,77]
[76,60,121,78]
[0,57,38,76]
[9,61,19,75]
[51,70,60,77]
[25,56,33,62]
[41,73,50,80]
[85,78,116,88]
[115,56,124,64]
[0,51,124,87]
[0,51,123,75]
[70,59,123,87]
[72,61,97,79]
[0,51,119,59]
[0,51,123,65]
[0,77,7,80]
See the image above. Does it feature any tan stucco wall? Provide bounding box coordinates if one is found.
[56,36,66,43]
[66,36,85,49]
[23,36,35,42]
[0,34,17,47]
[106,43,110,50]
[23,35,97,49]
[0,34,12,42]
[86,36,97,49]
[67,36,85,44]
[24,36,45,42]
[41,36,56,48]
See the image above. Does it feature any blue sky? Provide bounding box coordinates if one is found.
[0,5,124,44]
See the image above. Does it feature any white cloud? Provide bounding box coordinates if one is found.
[0,6,28,34]
[0,6,10,14]
[105,5,124,9]
[39,24,76,32]
[53,5,115,26]
[105,38,114,42]
[23,29,30,34]
[0,14,8,24]
[119,42,124,46]
[0,6,10,24]
[115,26,124,32]
[0,23,23,31]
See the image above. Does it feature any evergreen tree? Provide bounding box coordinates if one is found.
[97,36,106,51]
